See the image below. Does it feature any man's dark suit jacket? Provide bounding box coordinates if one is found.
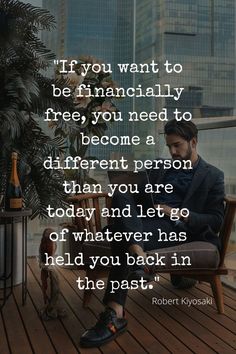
[137,157,225,250]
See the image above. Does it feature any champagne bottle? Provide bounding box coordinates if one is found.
[5,152,23,211]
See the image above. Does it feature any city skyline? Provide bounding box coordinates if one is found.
[133,0,235,157]
[38,0,236,245]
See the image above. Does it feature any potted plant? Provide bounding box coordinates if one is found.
[0,0,75,285]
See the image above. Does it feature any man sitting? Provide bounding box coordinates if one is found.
[80,120,225,348]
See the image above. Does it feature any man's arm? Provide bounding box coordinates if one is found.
[187,171,225,232]
[159,170,225,233]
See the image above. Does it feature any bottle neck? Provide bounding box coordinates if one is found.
[10,158,20,186]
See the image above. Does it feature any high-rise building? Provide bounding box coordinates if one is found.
[135,0,235,117]
[133,0,236,159]
[42,0,134,160]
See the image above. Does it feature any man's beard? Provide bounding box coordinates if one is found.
[172,143,192,160]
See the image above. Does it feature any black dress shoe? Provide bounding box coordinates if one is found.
[80,307,127,348]
[170,275,197,289]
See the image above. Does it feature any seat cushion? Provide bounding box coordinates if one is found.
[82,241,220,270]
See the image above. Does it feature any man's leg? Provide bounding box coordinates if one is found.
[80,191,139,347]
[80,216,178,348]
[100,229,129,317]
[102,191,174,310]
[80,192,183,347]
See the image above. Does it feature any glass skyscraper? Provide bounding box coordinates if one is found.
[133,0,236,165]
[135,0,235,118]
[42,0,134,160]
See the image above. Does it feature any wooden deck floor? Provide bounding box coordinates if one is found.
[1,258,236,354]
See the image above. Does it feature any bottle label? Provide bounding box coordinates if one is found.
[10,198,22,209]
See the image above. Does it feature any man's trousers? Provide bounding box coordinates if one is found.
[103,191,188,307]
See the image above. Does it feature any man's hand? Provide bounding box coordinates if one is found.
[156,204,189,222]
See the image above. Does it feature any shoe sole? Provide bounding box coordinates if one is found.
[80,325,127,348]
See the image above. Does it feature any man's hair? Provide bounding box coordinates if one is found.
[164,120,198,141]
